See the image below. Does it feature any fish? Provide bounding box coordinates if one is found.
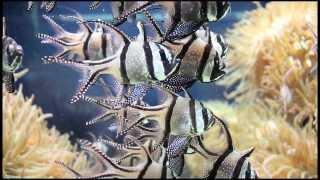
[2,17,24,93]
[110,1,231,42]
[157,25,227,93]
[183,116,258,179]
[56,138,169,179]
[41,20,181,103]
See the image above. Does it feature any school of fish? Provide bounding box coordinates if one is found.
[14,1,258,178]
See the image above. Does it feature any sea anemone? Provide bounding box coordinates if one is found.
[2,85,92,178]
[219,2,318,127]
[199,101,318,178]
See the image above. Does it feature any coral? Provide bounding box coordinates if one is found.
[218,2,318,127]
[2,85,92,178]
[200,101,317,178]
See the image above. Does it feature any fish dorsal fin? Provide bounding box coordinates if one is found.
[137,21,147,42]
[240,147,255,158]
[58,7,93,34]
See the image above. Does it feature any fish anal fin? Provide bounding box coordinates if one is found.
[168,153,185,177]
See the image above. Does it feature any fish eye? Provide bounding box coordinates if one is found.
[141,118,159,128]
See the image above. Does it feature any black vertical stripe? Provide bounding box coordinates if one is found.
[197,41,212,80]
[144,42,157,80]
[83,31,92,59]
[138,156,152,178]
[123,109,127,122]
[176,33,197,60]
[202,108,209,130]
[200,1,208,21]
[189,100,197,133]
[142,23,147,41]
[119,1,124,14]
[232,156,249,178]
[156,44,171,75]
[120,43,130,83]
[208,148,233,178]
[245,162,251,178]
[175,1,181,22]
[169,34,197,76]
[210,52,221,80]
[161,96,177,179]
[101,33,107,58]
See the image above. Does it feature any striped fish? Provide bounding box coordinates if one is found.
[41,20,181,103]
[158,25,227,93]
[110,1,231,42]
[56,138,170,179]
[185,117,258,179]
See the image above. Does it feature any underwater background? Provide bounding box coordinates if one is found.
[3,1,317,178]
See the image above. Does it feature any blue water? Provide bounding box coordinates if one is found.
[3,1,267,143]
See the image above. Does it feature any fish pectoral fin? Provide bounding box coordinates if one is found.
[167,135,191,157]
[160,74,195,94]
[85,111,116,126]
[166,21,201,41]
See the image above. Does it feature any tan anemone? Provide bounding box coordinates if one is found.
[2,85,92,178]
[218,2,318,127]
